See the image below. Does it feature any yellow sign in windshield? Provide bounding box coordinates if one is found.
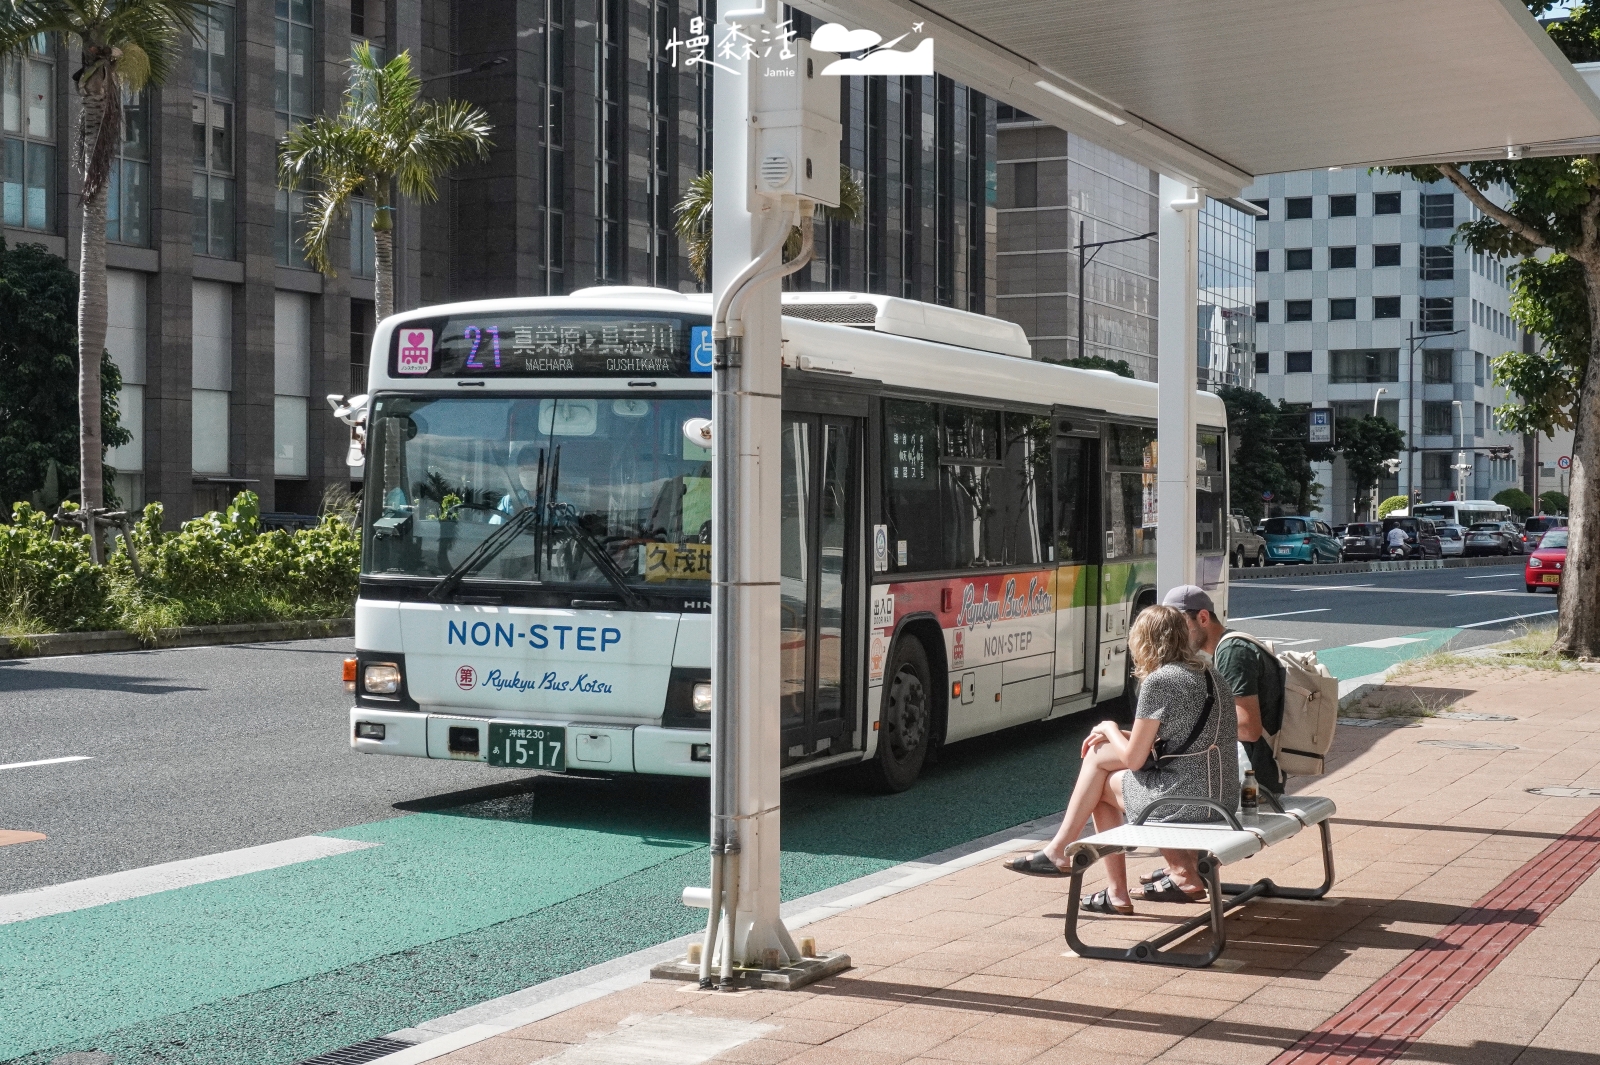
[641,542,712,582]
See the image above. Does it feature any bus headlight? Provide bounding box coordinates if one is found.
[364,663,402,694]
[692,681,712,714]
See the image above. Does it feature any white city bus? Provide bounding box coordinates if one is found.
[346,288,1230,790]
[1411,500,1511,528]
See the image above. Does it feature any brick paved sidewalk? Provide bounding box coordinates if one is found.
[415,668,1600,1065]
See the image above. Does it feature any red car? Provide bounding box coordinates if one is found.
[1525,529,1568,592]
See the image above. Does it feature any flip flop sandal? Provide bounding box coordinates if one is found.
[1139,867,1169,885]
[1138,876,1207,904]
[1004,851,1069,877]
[1082,889,1134,916]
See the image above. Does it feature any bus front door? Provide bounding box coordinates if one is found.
[779,413,860,765]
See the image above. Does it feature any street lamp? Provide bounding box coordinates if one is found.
[1451,399,1473,501]
[1077,222,1157,364]
[1372,387,1388,418]
[1375,457,1403,519]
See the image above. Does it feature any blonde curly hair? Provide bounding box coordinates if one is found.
[1128,604,1204,679]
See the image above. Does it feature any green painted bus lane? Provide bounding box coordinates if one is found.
[4,714,1095,1065]
[1314,628,1460,682]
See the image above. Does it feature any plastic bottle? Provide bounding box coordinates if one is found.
[1241,769,1260,826]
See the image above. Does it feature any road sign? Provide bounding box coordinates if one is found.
[1308,407,1334,445]
[1558,455,1572,470]
[1262,490,1274,501]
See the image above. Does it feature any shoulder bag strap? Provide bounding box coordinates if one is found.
[1157,669,1216,765]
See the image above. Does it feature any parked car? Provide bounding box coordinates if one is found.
[1262,516,1343,565]
[1380,516,1443,559]
[1436,524,1466,558]
[1525,528,1568,592]
[1521,515,1567,552]
[1464,521,1517,556]
[1339,522,1385,561]
[1229,514,1267,568]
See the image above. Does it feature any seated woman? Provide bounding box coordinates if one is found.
[1004,605,1239,914]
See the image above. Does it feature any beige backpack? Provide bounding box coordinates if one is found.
[1218,631,1340,777]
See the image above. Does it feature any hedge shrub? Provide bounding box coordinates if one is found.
[1,492,359,637]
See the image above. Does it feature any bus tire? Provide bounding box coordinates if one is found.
[872,637,933,793]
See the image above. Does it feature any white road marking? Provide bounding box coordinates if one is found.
[541,1016,774,1064]
[0,834,379,924]
[0,755,93,772]
[1348,636,1427,649]
[1458,610,1558,629]
[1268,638,1322,647]
[1461,572,1521,579]
[1447,589,1506,597]
[1231,608,1332,622]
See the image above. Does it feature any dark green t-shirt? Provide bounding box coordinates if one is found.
[1213,631,1285,794]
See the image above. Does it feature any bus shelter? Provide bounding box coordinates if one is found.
[698,0,1600,980]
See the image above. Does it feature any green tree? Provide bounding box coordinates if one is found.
[0,0,208,512]
[1541,490,1570,515]
[672,167,865,286]
[0,239,130,512]
[1336,415,1407,520]
[1380,2,1600,655]
[1494,487,1535,517]
[1042,354,1136,378]
[279,44,492,320]
[1217,386,1287,521]
[1377,495,1410,519]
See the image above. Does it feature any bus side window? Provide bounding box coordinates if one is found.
[1054,437,1094,564]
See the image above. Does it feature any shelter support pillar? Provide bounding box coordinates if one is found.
[709,3,795,972]
[1156,176,1203,597]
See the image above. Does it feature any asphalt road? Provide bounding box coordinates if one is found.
[1227,559,1550,680]
[0,560,1550,1065]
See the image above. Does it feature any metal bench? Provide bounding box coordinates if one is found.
[1062,792,1337,968]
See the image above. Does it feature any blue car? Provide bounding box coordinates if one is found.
[1262,516,1342,565]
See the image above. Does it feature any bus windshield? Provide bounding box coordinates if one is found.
[363,393,713,585]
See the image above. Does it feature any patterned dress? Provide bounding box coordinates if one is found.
[1122,663,1241,824]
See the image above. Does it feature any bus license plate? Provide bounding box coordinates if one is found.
[488,724,566,770]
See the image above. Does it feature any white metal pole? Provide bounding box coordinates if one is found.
[709,3,796,972]
[1156,177,1202,596]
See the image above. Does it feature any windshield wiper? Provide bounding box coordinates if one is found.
[428,506,541,602]
[547,504,644,609]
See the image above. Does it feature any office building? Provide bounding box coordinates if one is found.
[1244,169,1525,521]
[2,1,995,520]
[994,108,1255,387]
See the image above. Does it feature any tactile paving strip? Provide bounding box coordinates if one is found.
[1269,804,1600,1065]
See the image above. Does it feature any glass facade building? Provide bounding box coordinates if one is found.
[995,108,1159,377]
[1197,197,1257,390]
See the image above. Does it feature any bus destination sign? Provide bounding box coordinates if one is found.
[391,313,713,378]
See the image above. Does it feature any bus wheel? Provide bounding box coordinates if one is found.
[873,638,932,792]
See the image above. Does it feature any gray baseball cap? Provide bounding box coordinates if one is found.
[1161,584,1216,614]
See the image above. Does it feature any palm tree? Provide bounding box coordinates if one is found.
[673,167,864,285]
[279,44,492,321]
[0,0,207,512]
